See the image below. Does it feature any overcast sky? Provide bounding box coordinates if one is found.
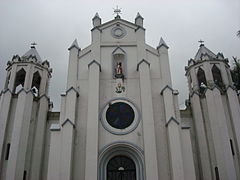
[0,0,239,111]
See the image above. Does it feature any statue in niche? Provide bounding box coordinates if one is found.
[115,62,124,79]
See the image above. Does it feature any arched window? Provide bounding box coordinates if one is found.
[107,155,136,180]
[197,68,207,93]
[212,65,224,89]
[14,68,26,93]
[31,71,41,96]
[4,72,11,89]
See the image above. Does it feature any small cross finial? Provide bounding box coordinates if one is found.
[113,5,122,17]
[198,40,204,47]
[31,42,37,48]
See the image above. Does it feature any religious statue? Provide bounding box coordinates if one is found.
[115,62,124,79]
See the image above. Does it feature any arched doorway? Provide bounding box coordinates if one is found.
[99,142,145,180]
[107,155,136,180]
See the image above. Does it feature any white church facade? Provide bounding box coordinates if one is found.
[0,13,240,180]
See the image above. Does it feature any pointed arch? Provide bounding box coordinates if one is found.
[14,68,26,93]
[112,47,127,79]
[197,68,207,94]
[212,64,224,88]
[4,72,11,89]
[31,71,41,96]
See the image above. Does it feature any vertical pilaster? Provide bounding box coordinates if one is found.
[226,88,240,156]
[181,127,196,180]
[190,94,213,179]
[137,60,159,180]
[47,125,61,180]
[59,88,78,180]
[0,90,12,165]
[29,96,49,180]
[162,87,185,180]
[85,60,100,180]
[5,90,33,180]
[205,88,237,180]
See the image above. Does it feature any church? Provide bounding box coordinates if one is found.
[0,12,240,180]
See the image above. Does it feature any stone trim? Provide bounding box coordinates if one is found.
[65,87,79,97]
[61,118,75,128]
[165,117,180,127]
[88,60,101,72]
[181,126,191,129]
[136,59,150,71]
[68,45,80,51]
[160,85,174,95]
[50,123,61,131]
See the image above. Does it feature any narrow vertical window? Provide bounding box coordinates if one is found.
[215,167,220,180]
[23,171,27,180]
[230,139,235,156]
[5,143,10,160]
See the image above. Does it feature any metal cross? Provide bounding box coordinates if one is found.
[31,42,37,48]
[113,5,122,16]
[198,40,204,46]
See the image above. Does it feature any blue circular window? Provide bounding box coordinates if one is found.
[106,102,135,129]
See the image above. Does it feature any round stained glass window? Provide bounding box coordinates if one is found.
[106,102,135,129]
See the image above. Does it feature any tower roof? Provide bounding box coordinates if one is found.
[194,44,216,60]
[136,12,143,19]
[22,46,42,61]
[157,37,169,49]
[68,39,80,50]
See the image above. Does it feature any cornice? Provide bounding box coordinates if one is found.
[165,117,180,127]
[136,59,150,71]
[61,118,75,128]
[88,60,101,72]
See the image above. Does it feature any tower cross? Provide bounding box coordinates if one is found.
[198,40,204,46]
[31,42,37,48]
[113,5,122,16]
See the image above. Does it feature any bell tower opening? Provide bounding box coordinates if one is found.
[212,64,223,89]
[14,68,26,93]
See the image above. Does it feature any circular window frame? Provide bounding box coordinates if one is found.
[111,26,126,39]
[101,99,140,135]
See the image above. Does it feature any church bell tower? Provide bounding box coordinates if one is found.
[0,44,52,180]
[185,43,240,180]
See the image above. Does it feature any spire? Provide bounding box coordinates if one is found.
[22,45,42,61]
[93,13,100,20]
[68,39,80,51]
[157,37,169,49]
[92,12,101,27]
[194,44,216,61]
[136,12,143,19]
[135,12,144,27]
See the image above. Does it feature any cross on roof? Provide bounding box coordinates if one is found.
[31,42,37,48]
[113,5,122,16]
[198,40,204,46]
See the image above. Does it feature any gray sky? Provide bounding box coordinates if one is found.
[0,0,239,111]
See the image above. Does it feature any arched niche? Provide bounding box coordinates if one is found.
[4,72,11,89]
[31,71,41,96]
[212,64,224,89]
[112,47,127,79]
[197,67,207,93]
[99,142,145,180]
[14,68,26,93]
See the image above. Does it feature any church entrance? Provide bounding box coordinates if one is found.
[107,155,136,180]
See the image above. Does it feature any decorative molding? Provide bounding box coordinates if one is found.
[65,87,79,97]
[100,98,141,135]
[61,118,75,128]
[50,123,61,131]
[88,60,101,72]
[136,59,150,71]
[160,85,174,95]
[181,126,191,130]
[165,117,180,127]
